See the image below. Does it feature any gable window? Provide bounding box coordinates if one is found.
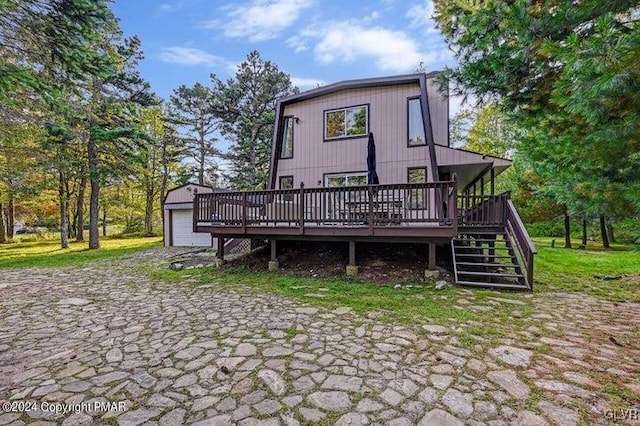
[280,117,293,158]
[408,167,428,209]
[408,97,426,146]
[324,105,368,140]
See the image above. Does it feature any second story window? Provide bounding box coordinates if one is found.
[324,105,368,140]
[408,97,426,146]
[280,117,293,158]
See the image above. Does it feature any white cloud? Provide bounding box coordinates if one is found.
[206,0,315,42]
[159,47,224,66]
[363,10,380,22]
[290,77,326,90]
[158,0,185,13]
[308,21,430,73]
[286,35,309,53]
[406,0,438,34]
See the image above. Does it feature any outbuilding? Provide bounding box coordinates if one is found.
[163,183,217,247]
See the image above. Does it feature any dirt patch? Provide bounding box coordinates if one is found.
[224,241,453,284]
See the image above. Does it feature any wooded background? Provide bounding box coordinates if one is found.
[1,0,638,249]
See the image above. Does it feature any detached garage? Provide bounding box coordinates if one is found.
[163,183,218,247]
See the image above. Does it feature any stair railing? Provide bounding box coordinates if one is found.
[505,199,537,289]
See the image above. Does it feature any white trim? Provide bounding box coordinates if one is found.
[163,202,193,210]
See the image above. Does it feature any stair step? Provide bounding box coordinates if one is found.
[458,230,507,234]
[454,253,514,259]
[455,280,530,290]
[456,238,507,242]
[453,245,512,250]
[457,271,524,278]
[455,262,519,268]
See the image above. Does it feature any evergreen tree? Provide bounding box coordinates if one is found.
[433,0,640,239]
[170,83,219,186]
[212,51,298,190]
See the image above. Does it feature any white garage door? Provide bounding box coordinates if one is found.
[172,209,213,247]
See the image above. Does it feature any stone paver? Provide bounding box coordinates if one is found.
[0,248,637,425]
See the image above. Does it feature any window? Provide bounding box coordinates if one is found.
[408,167,428,209]
[324,105,368,140]
[408,97,426,146]
[324,172,367,220]
[279,175,294,201]
[280,117,293,158]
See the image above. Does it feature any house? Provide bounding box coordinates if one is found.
[163,183,217,247]
[193,73,535,290]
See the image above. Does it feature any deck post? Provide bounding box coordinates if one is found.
[215,237,225,267]
[428,243,436,270]
[488,235,496,263]
[490,168,495,195]
[192,188,198,233]
[299,182,305,234]
[346,241,358,276]
[268,239,279,271]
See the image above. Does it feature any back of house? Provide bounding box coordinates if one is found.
[192,72,536,291]
[268,73,449,192]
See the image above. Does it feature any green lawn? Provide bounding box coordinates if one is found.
[146,236,640,324]
[0,236,162,268]
[532,238,640,301]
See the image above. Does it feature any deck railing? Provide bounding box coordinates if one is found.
[194,181,458,231]
[457,193,509,226]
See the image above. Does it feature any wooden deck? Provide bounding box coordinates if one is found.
[194,182,458,242]
[193,182,536,290]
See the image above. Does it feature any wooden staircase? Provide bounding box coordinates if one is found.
[452,230,530,290]
[453,193,536,291]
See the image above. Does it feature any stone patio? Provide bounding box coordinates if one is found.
[0,249,638,425]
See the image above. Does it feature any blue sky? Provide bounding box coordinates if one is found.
[111,0,455,99]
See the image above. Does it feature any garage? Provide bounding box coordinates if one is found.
[170,209,212,247]
[163,183,218,247]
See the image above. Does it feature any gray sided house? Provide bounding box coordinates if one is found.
[193,73,536,290]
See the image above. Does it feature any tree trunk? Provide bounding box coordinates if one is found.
[0,202,6,244]
[606,219,614,243]
[160,140,169,212]
[579,216,587,249]
[600,215,610,248]
[563,210,572,249]
[58,171,69,249]
[198,144,205,185]
[65,180,74,239]
[102,206,107,237]
[7,194,14,240]
[76,171,86,241]
[198,126,205,185]
[144,186,154,234]
[88,135,100,249]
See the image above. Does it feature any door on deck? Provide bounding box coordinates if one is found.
[324,172,367,221]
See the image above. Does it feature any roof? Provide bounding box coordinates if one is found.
[279,72,440,106]
[163,183,230,207]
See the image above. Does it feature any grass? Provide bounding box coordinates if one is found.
[0,236,162,268]
[151,263,532,327]
[137,235,639,327]
[532,238,640,301]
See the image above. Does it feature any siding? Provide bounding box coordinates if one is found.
[164,184,213,204]
[275,80,448,188]
[427,77,449,147]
